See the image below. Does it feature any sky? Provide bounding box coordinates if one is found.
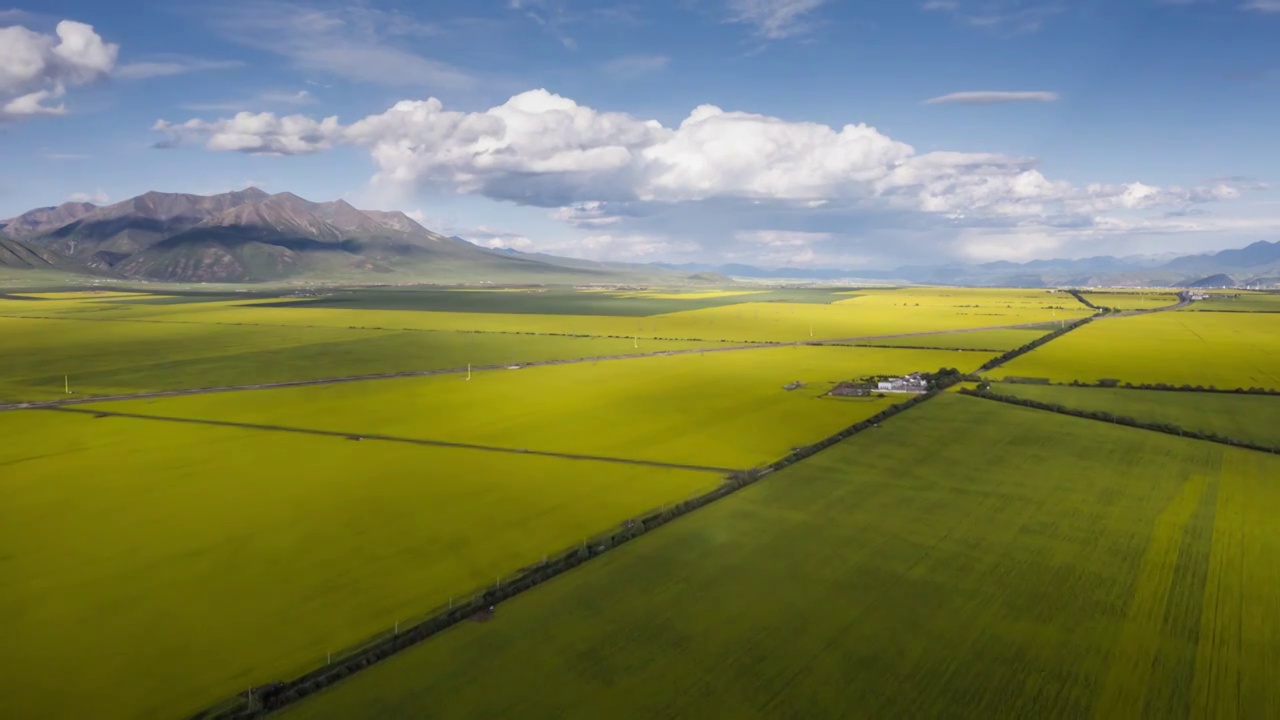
[2,0,1279,269]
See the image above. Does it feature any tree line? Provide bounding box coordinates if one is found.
[961,386,1280,455]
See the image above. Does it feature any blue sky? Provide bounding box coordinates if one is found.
[2,0,1278,268]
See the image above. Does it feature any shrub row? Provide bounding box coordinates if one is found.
[960,387,1280,454]
[188,386,948,720]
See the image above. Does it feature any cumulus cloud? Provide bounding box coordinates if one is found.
[153,88,1257,265]
[156,89,1248,219]
[926,90,1060,105]
[152,112,342,155]
[0,19,117,120]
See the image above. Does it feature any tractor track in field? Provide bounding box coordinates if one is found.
[43,406,739,474]
[0,320,1076,412]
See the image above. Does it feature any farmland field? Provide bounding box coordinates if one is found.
[1186,293,1280,313]
[995,311,1280,389]
[0,286,1085,344]
[281,394,1280,719]
[77,345,965,470]
[0,315,731,402]
[991,383,1280,448]
[850,327,1049,351]
[1079,291,1181,310]
[0,409,717,720]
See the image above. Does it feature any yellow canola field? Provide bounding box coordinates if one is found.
[82,346,975,469]
[996,312,1280,389]
[107,300,1080,344]
[0,410,716,720]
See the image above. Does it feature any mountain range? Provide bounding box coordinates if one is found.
[657,242,1280,288]
[0,188,688,284]
[2,188,1277,287]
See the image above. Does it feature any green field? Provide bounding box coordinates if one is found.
[0,315,725,402]
[79,345,965,470]
[1187,293,1280,313]
[0,409,718,720]
[1079,291,1181,311]
[850,327,1049,351]
[991,383,1280,448]
[996,312,1280,389]
[1,286,1085,345]
[281,394,1280,719]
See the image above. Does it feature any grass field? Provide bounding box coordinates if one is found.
[990,383,1280,448]
[1079,291,1181,311]
[78,345,970,469]
[0,315,723,402]
[849,327,1049,351]
[0,287,1086,344]
[281,394,1280,720]
[0,409,717,720]
[995,312,1280,389]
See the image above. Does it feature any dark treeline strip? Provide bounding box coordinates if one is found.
[187,385,954,720]
[960,387,1280,455]
[822,342,1006,353]
[977,316,1094,373]
[1066,290,1107,312]
[1006,378,1280,397]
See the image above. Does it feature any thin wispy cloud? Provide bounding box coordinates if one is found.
[726,0,828,39]
[181,89,317,113]
[601,54,670,77]
[923,0,1065,35]
[205,1,472,89]
[1242,0,1280,11]
[115,56,243,80]
[926,90,1061,105]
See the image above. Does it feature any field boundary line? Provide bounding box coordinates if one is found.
[959,388,1280,456]
[0,320,1067,412]
[43,407,738,474]
[183,387,949,720]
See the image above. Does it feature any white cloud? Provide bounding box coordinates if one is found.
[926,90,1061,105]
[736,229,833,246]
[601,54,670,77]
[1243,0,1280,10]
[153,112,342,155]
[206,1,471,89]
[726,0,828,39]
[154,89,1258,265]
[0,19,117,121]
[114,56,242,80]
[67,189,108,204]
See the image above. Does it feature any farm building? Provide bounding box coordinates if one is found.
[828,381,878,397]
[877,374,928,394]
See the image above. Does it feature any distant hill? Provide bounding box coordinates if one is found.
[0,234,86,273]
[0,190,697,284]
